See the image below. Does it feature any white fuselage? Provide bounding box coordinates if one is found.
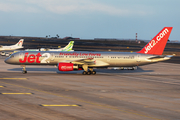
[0,45,23,51]
[4,51,170,68]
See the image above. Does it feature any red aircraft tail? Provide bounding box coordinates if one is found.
[137,27,173,55]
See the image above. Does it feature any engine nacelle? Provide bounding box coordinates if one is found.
[58,63,80,71]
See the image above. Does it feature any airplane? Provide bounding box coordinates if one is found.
[25,41,74,51]
[0,39,24,52]
[5,27,173,75]
[48,41,74,51]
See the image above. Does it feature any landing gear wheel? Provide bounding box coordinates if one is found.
[91,71,96,75]
[22,71,27,74]
[87,71,91,75]
[82,71,87,75]
[82,71,91,75]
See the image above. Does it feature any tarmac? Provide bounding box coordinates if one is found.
[0,56,180,120]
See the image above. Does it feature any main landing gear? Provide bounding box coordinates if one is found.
[82,65,96,75]
[21,65,27,74]
[82,71,96,75]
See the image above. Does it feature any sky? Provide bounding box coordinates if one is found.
[0,0,179,41]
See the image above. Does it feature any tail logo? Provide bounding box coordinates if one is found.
[144,28,169,54]
[18,41,23,46]
[156,28,169,41]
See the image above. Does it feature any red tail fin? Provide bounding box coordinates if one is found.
[137,27,173,55]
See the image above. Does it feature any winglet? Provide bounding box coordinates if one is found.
[137,27,173,55]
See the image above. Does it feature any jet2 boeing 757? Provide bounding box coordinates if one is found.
[5,27,173,75]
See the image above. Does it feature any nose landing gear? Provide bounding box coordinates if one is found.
[21,65,27,74]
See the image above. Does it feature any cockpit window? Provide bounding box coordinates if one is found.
[9,54,14,58]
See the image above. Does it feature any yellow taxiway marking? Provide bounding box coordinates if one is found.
[41,104,81,107]
[0,78,27,80]
[1,93,33,95]
[0,81,160,120]
[0,86,5,87]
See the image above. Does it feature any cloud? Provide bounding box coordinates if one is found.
[0,0,150,16]
[0,2,40,13]
[0,3,19,12]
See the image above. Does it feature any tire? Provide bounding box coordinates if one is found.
[91,71,96,75]
[82,71,87,75]
[22,71,27,74]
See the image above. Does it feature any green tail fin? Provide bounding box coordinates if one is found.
[62,41,74,51]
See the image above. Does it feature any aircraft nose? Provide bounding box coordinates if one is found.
[4,57,12,64]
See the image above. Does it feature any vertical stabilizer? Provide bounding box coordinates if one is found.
[15,39,24,47]
[62,41,74,51]
[137,27,173,55]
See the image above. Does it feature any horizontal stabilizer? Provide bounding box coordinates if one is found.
[148,55,173,62]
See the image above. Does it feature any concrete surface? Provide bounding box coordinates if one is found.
[0,56,180,120]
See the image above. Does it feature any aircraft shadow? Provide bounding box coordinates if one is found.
[8,67,153,74]
[8,68,57,72]
[92,67,154,74]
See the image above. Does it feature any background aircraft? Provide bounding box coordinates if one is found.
[0,39,24,56]
[0,39,24,52]
[25,41,74,51]
[5,27,173,74]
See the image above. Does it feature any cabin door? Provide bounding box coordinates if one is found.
[137,54,141,62]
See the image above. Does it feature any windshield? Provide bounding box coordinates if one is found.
[9,54,14,58]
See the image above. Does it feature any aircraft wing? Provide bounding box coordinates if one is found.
[60,58,96,65]
[60,57,109,66]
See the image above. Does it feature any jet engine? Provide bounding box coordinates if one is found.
[58,63,81,71]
